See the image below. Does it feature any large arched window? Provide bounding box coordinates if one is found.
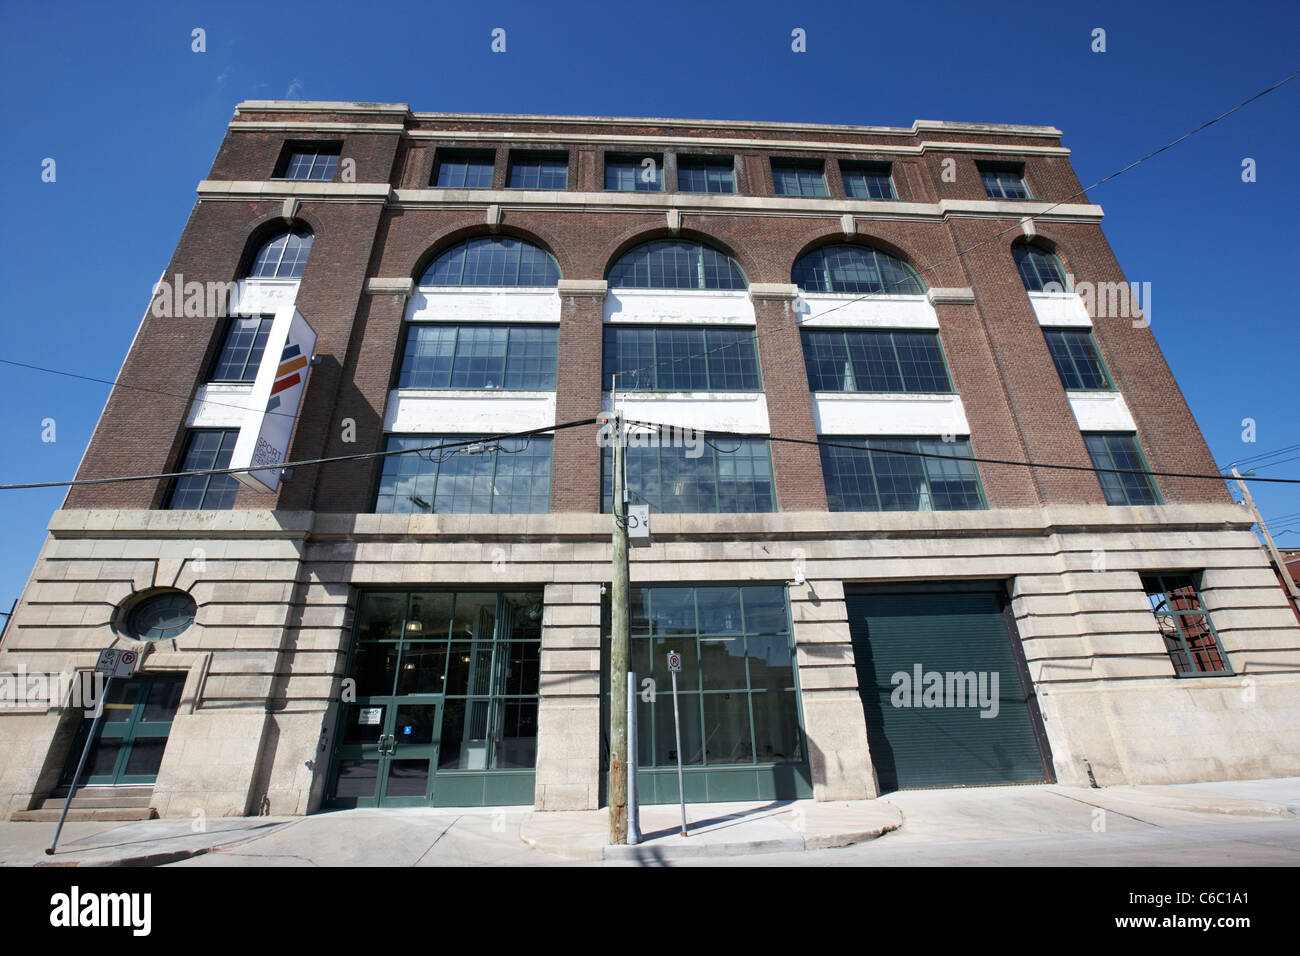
[247,228,314,279]
[1013,243,1067,292]
[606,239,747,290]
[419,236,560,287]
[792,244,924,295]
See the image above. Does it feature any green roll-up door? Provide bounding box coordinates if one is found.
[846,584,1051,792]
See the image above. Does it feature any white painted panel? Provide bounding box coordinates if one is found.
[606,392,769,433]
[385,390,556,433]
[796,294,938,329]
[1067,391,1136,431]
[603,289,755,325]
[812,393,971,436]
[407,288,561,323]
[187,384,259,429]
[1029,291,1092,327]
[230,279,300,316]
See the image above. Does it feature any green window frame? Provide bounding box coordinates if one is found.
[603,325,761,392]
[210,315,273,383]
[840,161,897,199]
[1014,244,1067,292]
[605,153,664,191]
[419,237,561,287]
[606,239,747,290]
[274,142,341,182]
[980,162,1032,199]
[601,436,776,514]
[166,429,241,510]
[1141,574,1232,677]
[792,244,925,295]
[677,156,736,194]
[432,149,495,188]
[373,434,552,514]
[1082,432,1162,506]
[1043,328,1113,391]
[801,328,953,393]
[397,324,558,390]
[771,159,829,197]
[507,151,568,190]
[820,436,987,511]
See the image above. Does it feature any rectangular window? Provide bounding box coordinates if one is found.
[840,161,897,199]
[374,435,552,514]
[1082,432,1161,505]
[275,142,342,181]
[1043,328,1112,391]
[771,159,829,197]
[398,325,558,390]
[605,153,664,191]
[1142,574,1232,676]
[433,149,495,188]
[603,326,760,391]
[820,437,986,511]
[801,329,952,393]
[602,437,775,514]
[677,156,736,194]
[979,163,1031,199]
[614,585,804,769]
[211,315,273,383]
[167,430,241,510]
[507,151,568,190]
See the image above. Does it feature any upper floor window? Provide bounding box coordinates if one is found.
[167,429,240,510]
[601,437,775,514]
[979,162,1032,200]
[605,153,664,192]
[801,329,952,393]
[840,161,897,200]
[211,316,273,383]
[821,437,986,511]
[419,237,561,287]
[792,244,924,296]
[1043,328,1112,391]
[1142,574,1232,677]
[604,326,760,391]
[1082,432,1161,506]
[274,142,341,181]
[607,239,746,290]
[771,159,829,197]
[1013,243,1067,291]
[433,149,495,188]
[507,151,568,190]
[374,435,552,514]
[398,324,558,390]
[677,156,736,194]
[248,228,314,279]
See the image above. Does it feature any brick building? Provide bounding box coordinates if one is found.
[2,101,1297,819]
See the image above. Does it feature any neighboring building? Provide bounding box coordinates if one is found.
[1,102,1297,820]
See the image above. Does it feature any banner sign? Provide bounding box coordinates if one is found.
[230,307,317,494]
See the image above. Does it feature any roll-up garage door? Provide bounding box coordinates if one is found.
[845,583,1052,792]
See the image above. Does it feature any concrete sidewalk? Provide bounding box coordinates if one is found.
[0,777,1294,867]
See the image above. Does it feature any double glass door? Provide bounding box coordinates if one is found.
[60,674,185,787]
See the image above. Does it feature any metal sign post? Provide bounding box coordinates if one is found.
[627,670,641,845]
[46,648,138,855]
[668,651,687,837]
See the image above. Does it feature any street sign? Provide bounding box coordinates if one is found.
[667,651,682,673]
[94,648,139,678]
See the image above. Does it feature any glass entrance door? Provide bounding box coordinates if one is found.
[60,674,185,788]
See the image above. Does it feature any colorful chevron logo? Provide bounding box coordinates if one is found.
[265,342,308,412]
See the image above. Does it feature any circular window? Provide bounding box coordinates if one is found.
[122,591,197,642]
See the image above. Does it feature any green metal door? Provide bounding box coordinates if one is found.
[60,674,185,787]
[846,583,1052,792]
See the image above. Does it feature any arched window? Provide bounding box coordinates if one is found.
[792,244,924,295]
[606,239,747,290]
[247,228,314,279]
[1013,243,1067,292]
[419,236,560,287]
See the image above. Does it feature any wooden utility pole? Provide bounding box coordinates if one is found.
[608,410,629,844]
[1233,468,1300,611]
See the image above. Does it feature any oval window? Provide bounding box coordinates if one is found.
[123,591,197,642]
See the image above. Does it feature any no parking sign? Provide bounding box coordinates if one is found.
[667,651,682,673]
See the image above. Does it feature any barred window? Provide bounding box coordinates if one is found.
[167,430,240,510]
[980,163,1031,199]
[841,161,897,199]
[433,149,495,188]
[601,437,775,514]
[771,159,829,197]
[1043,328,1111,390]
[248,229,314,279]
[677,156,736,194]
[801,329,952,393]
[420,237,560,287]
[792,244,924,295]
[507,152,568,190]
[820,437,986,511]
[374,435,552,514]
[399,325,557,390]
[605,153,664,191]
[211,316,273,382]
[1082,432,1161,506]
[607,239,747,290]
[1014,243,1067,292]
[603,326,760,391]
[1142,574,1231,676]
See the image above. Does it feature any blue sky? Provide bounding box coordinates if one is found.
[1,0,1297,607]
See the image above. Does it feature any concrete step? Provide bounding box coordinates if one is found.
[13,807,157,822]
[38,795,154,810]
